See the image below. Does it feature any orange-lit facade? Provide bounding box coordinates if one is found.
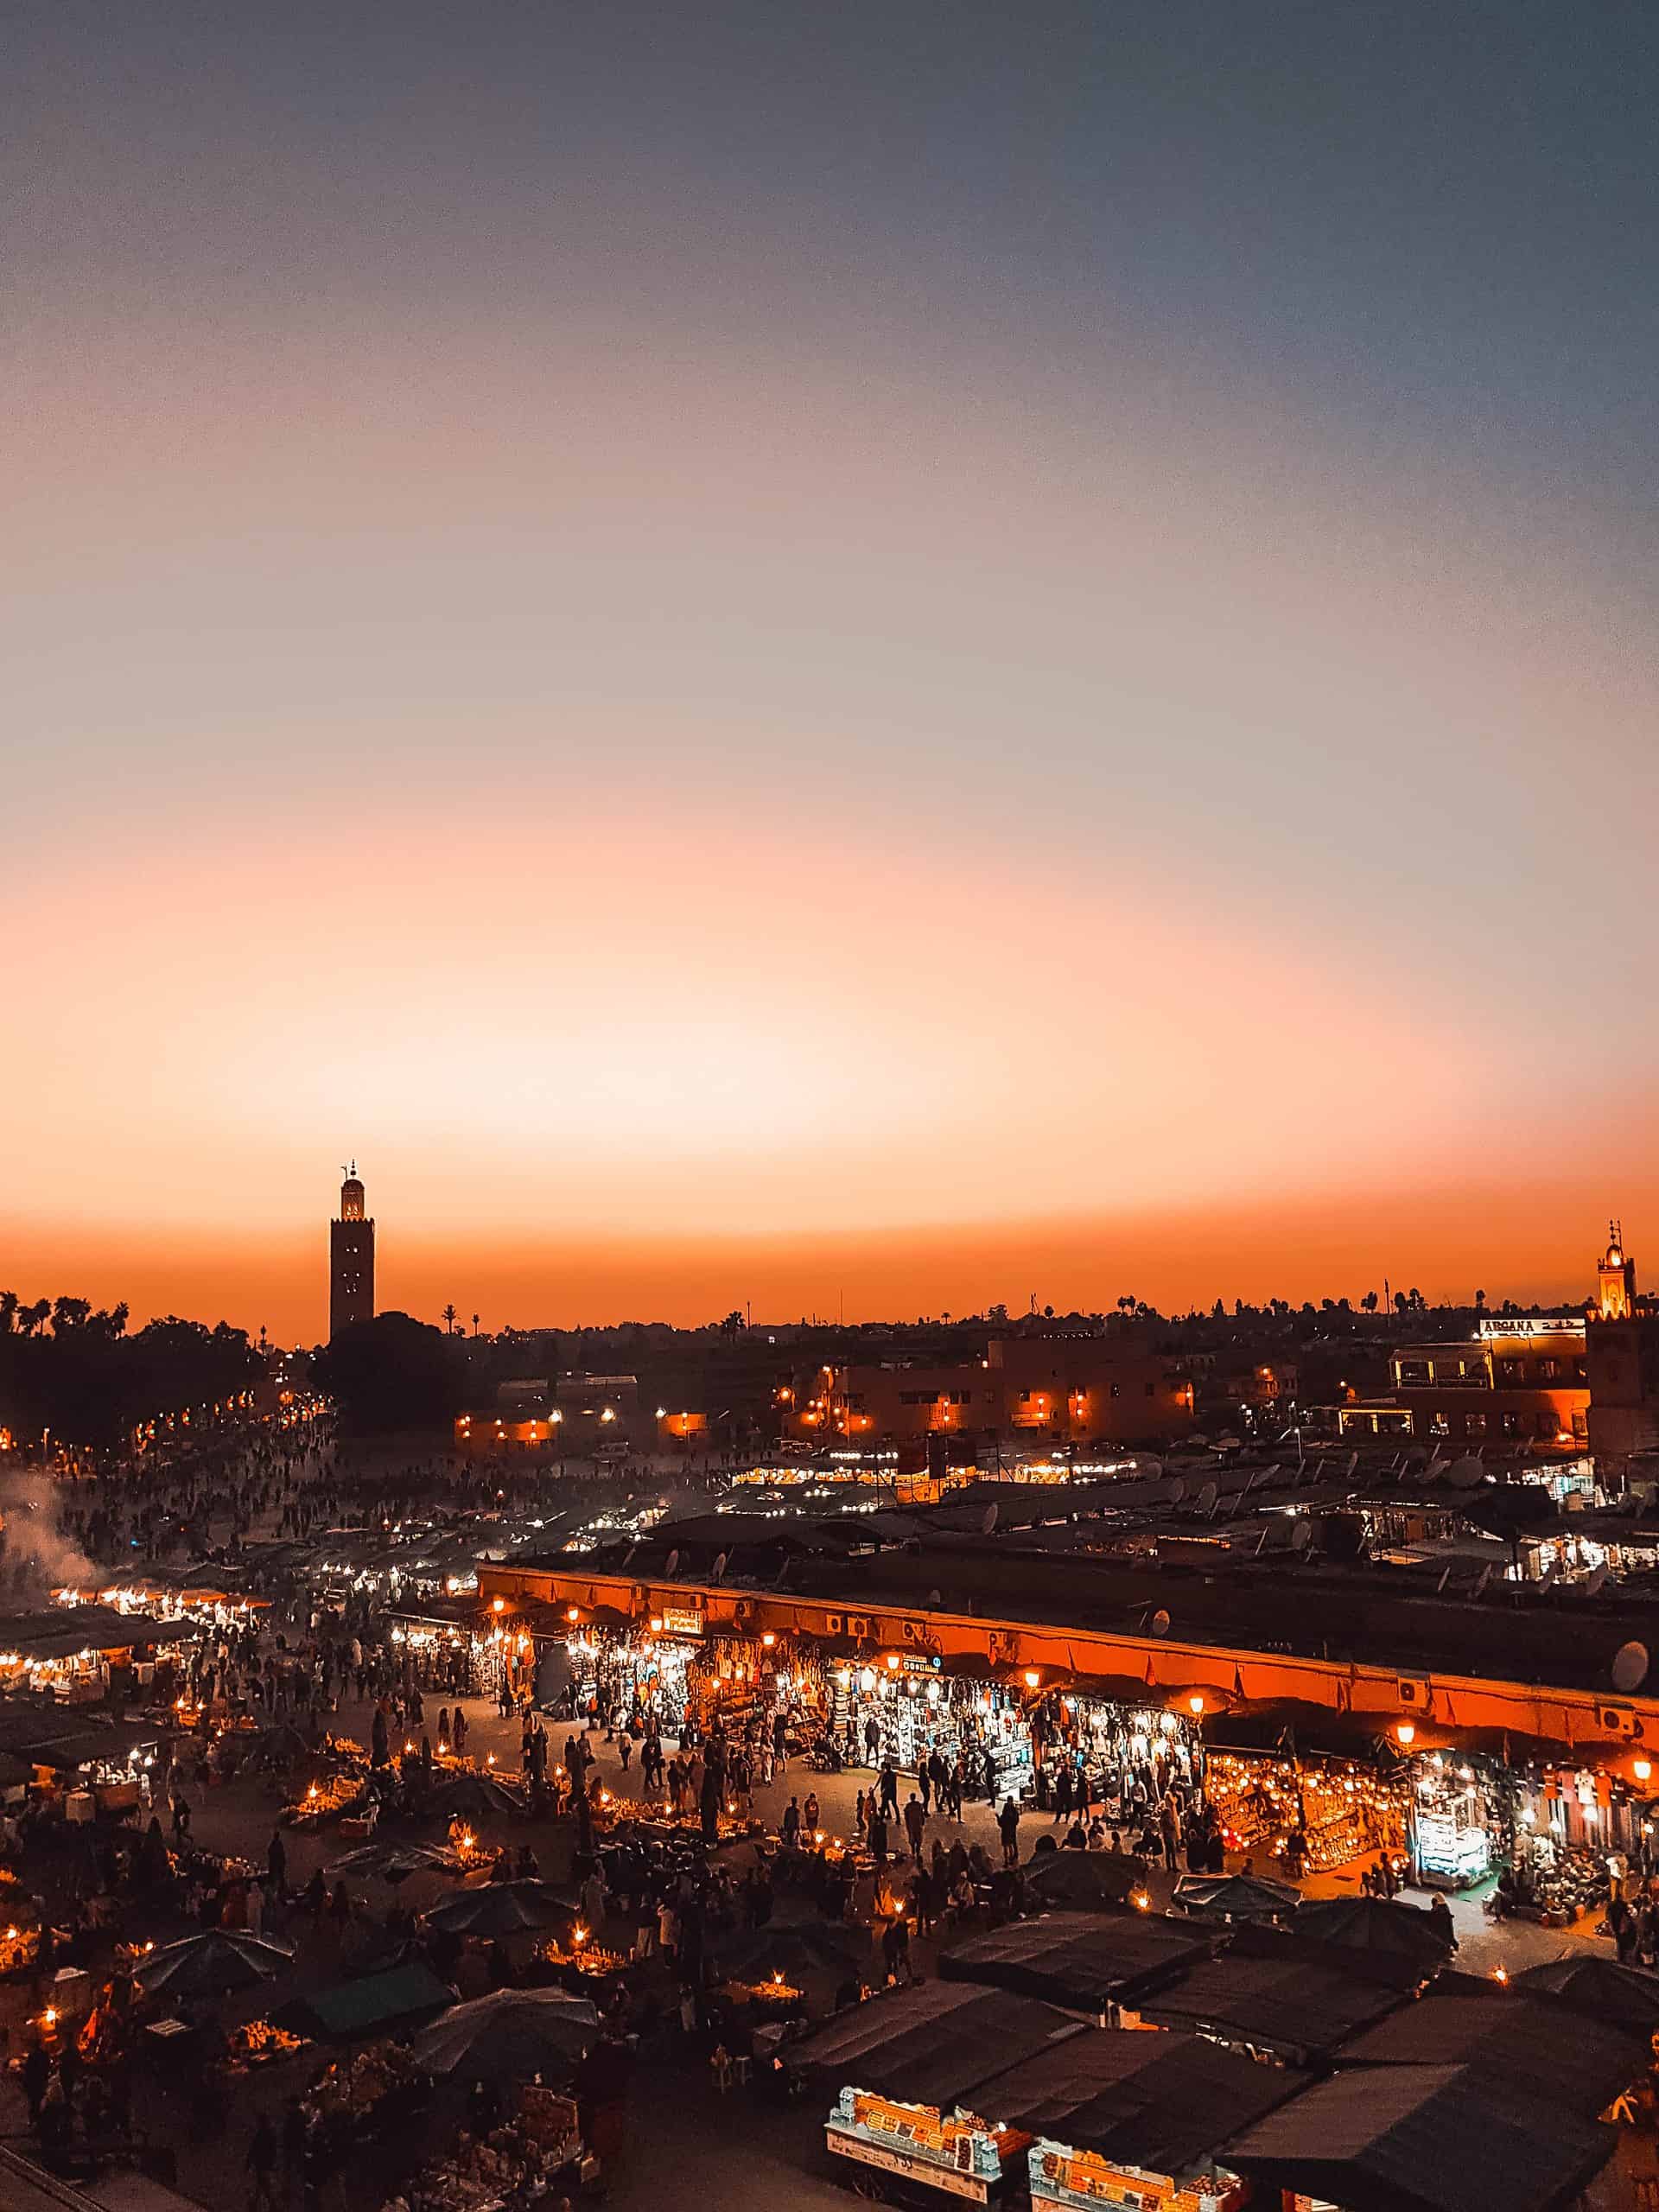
[1218,1360,1299,1409]
[474,1557,1659,1760]
[1382,1318,1589,1447]
[657,1409,709,1445]
[790,1333,1194,1449]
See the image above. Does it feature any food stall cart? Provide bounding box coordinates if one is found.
[826,2086,1028,2207]
[1028,2145,1248,2212]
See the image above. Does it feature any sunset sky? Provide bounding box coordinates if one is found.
[5,3,1657,1341]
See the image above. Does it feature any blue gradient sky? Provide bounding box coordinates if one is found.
[3,3,1656,1335]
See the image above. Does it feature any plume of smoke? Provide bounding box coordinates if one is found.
[0,1475,99,1601]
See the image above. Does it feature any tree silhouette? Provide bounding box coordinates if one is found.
[441,1304,458,1336]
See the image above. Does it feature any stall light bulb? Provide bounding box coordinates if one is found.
[1636,1758,1652,1783]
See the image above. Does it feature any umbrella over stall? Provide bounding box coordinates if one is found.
[327,1842,464,1885]
[423,1879,573,1937]
[1171,1872,1301,1925]
[412,1986,600,2078]
[1293,1895,1452,1976]
[709,1923,868,1982]
[136,1930,296,1999]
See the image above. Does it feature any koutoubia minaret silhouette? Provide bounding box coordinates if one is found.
[329,1161,375,1338]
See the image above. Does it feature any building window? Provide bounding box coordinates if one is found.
[1430,1410,1450,1437]
[1465,1412,1486,1438]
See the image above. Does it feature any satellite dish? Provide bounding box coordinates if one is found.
[710,1551,728,1584]
[1197,1479,1219,1515]
[1612,1641,1650,1694]
[982,1503,1000,1536]
[1583,1563,1609,1599]
[1446,1456,1485,1491]
[1151,1609,1172,1638]
[1165,1477,1187,1506]
[1289,1520,1313,1554]
[928,1588,943,1608]
[663,1548,680,1579]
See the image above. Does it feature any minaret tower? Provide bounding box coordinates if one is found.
[1597,1218,1636,1322]
[329,1160,376,1338]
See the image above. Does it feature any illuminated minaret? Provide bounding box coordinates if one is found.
[329,1161,375,1338]
[1597,1218,1637,1322]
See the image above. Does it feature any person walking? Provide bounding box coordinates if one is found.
[997,1795,1021,1869]
[903,1791,926,1861]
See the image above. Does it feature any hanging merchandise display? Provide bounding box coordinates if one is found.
[1208,1751,1408,1876]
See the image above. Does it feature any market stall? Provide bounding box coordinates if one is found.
[405,2084,590,2212]
[825,2087,1027,2207]
[1204,1745,1408,1877]
[0,1607,196,1704]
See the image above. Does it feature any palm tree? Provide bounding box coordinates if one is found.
[471,1313,480,1338]
[0,1291,16,1334]
[442,1304,458,1336]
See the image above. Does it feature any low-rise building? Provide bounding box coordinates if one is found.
[1385,1315,1589,1448]
[791,1331,1194,1450]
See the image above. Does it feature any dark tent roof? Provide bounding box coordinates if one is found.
[1022,1852,1145,1912]
[785,1982,1085,2107]
[0,1608,196,1660]
[275,1962,455,2042]
[1137,1947,1404,2063]
[973,2027,1307,2174]
[1223,2063,1615,2212]
[1512,1955,1659,2037]
[1336,1974,1647,2117]
[0,1706,168,1771]
[941,1912,1211,2011]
